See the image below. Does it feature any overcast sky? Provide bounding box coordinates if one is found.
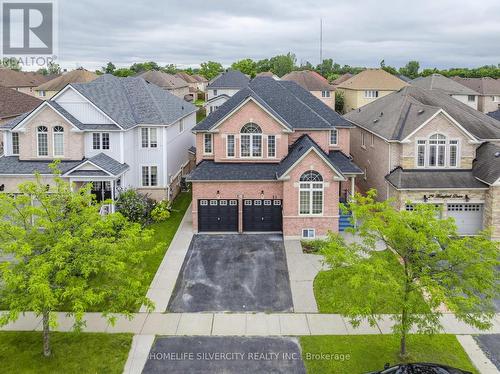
[56,0,500,71]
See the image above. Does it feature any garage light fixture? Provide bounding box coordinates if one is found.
[465,195,470,202]
[261,190,264,198]
[216,190,220,198]
[423,195,428,202]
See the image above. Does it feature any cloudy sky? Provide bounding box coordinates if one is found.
[56,0,500,71]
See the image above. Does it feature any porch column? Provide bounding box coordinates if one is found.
[110,180,115,213]
[350,177,355,199]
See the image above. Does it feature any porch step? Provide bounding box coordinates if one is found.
[339,210,354,232]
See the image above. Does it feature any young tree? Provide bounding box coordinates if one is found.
[0,164,160,357]
[163,64,177,74]
[335,90,345,114]
[270,52,296,77]
[231,58,257,77]
[199,61,223,80]
[399,60,420,79]
[321,190,499,358]
[102,62,116,74]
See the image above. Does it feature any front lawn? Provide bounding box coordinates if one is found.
[300,335,478,373]
[0,331,132,374]
[314,250,429,314]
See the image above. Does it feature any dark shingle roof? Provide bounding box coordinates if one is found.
[487,110,500,121]
[86,153,129,175]
[411,74,479,95]
[281,70,333,91]
[328,151,364,174]
[135,71,188,90]
[194,77,352,132]
[207,70,250,89]
[472,142,500,185]
[385,167,488,189]
[0,86,42,120]
[451,77,500,95]
[345,86,500,141]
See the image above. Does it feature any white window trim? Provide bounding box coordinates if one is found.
[53,127,64,157]
[141,127,158,149]
[240,133,263,158]
[179,119,184,133]
[361,131,366,148]
[37,126,48,157]
[267,135,277,158]
[11,132,19,155]
[302,228,316,239]
[140,165,159,188]
[364,90,379,99]
[414,135,460,169]
[203,133,213,155]
[298,181,324,216]
[226,134,235,158]
[330,129,338,146]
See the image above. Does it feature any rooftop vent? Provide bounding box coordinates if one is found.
[373,119,379,123]
[417,109,425,114]
[380,112,383,117]
[495,151,500,158]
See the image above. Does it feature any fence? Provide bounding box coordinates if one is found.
[167,156,196,201]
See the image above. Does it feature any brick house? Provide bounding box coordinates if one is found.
[187,77,362,239]
[451,77,500,114]
[346,85,500,239]
[281,70,335,109]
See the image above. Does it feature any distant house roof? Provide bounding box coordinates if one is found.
[411,74,479,96]
[4,75,197,131]
[192,74,208,83]
[35,69,98,92]
[176,71,198,84]
[0,68,50,88]
[397,75,412,83]
[281,70,333,91]
[337,69,409,91]
[451,76,500,95]
[344,86,500,141]
[187,134,361,181]
[331,73,353,86]
[0,86,42,120]
[207,70,250,89]
[385,167,488,190]
[135,70,188,90]
[487,110,500,121]
[194,77,353,132]
[472,142,500,185]
[256,72,279,79]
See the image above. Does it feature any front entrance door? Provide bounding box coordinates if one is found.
[243,199,283,232]
[91,181,112,202]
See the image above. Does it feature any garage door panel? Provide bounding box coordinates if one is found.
[243,199,282,232]
[447,203,483,235]
[198,199,238,232]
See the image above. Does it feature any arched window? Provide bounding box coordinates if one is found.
[53,126,64,157]
[416,133,459,168]
[240,123,262,157]
[299,170,323,215]
[37,126,48,156]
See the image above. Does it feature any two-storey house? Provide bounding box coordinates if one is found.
[0,74,197,203]
[281,70,335,109]
[187,77,362,239]
[346,86,500,238]
[452,77,500,114]
[205,70,250,114]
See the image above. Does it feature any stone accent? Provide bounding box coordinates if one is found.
[484,186,500,240]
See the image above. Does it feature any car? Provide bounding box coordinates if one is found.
[367,362,473,374]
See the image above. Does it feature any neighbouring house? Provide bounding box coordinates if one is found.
[192,74,209,93]
[34,68,98,99]
[451,77,500,113]
[331,73,353,88]
[345,85,500,238]
[281,70,335,109]
[187,77,362,239]
[488,109,500,121]
[135,70,190,99]
[176,72,199,101]
[0,68,51,96]
[205,70,250,114]
[256,72,280,79]
[336,69,409,112]
[0,74,198,204]
[411,74,479,110]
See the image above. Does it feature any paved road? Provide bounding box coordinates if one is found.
[167,234,293,312]
[142,336,306,374]
[474,334,500,371]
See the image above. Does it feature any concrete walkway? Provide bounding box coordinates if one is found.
[457,335,499,374]
[139,205,194,313]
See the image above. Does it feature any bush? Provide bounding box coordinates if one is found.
[301,239,326,254]
[115,189,155,225]
[151,200,171,222]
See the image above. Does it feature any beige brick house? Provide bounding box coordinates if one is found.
[346,85,500,239]
[281,70,336,109]
[336,69,408,112]
[451,77,500,114]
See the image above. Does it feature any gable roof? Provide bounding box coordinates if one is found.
[487,110,500,121]
[192,74,208,83]
[331,73,353,86]
[0,68,50,88]
[451,77,500,95]
[194,77,352,132]
[281,70,333,91]
[135,70,188,90]
[35,69,98,92]
[337,69,409,91]
[0,86,42,120]
[208,70,250,89]
[345,86,500,141]
[386,167,488,190]
[472,142,500,185]
[411,74,479,96]
[176,71,198,84]
[63,153,129,177]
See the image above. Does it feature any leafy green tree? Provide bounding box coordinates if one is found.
[317,58,334,77]
[102,62,116,74]
[321,190,499,359]
[130,61,161,73]
[163,64,177,74]
[270,52,296,77]
[380,59,398,75]
[113,68,135,77]
[399,60,420,79]
[335,90,345,114]
[199,61,223,80]
[0,57,21,71]
[0,164,158,357]
[231,58,257,77]
[255,58,272,73]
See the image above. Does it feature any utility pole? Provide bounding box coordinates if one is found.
[319,18,323,66]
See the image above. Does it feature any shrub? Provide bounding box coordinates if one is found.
[301,239,326,254]
[115,189,155,225]
[151,200,171,222]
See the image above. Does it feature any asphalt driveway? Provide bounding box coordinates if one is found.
[167,234,293,312]
[474,334,500,370]
[143,336,306,374]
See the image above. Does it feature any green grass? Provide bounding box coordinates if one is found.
[0,331,132,374]
[196,109,206,123]
[300,335,478,374]
[314,250,429,314]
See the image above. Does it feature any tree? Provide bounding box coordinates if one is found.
[321,190,499,359]
[163,64,177,74]
[317,58,334,77]
[199,61,223,80]
[399,60,420,79]
[380,59,398,75]
[0,164,159,357]
[130,61,161,73]
[231,58,257,77]
[270,52,296,77]
[1,57,21,71]
[335,90,345,114]
[113,68,135,77]
[255,58,272,73]
[102,62,116,74]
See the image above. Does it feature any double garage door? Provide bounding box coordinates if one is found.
[447,203,483,235]
[198,199,282,232]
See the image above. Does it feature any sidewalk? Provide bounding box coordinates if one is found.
[2,311,500,336]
